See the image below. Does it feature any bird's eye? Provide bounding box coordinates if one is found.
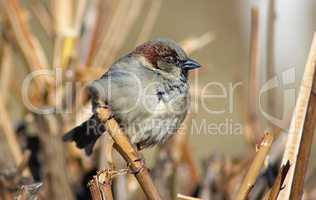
[165,56,175,63]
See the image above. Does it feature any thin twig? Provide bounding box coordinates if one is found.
[85,0,118,67]
[97,107,162,200]
[0,42,13,103]
[236,132,274,200]
[181,31,215,55]
[266,0,277,117]
[245,6,261,145]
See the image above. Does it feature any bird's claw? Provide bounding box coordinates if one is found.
[127,158,146,174]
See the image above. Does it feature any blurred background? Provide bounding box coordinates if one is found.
[1,0,316,199]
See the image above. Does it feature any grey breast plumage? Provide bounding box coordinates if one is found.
[88,54,190,149]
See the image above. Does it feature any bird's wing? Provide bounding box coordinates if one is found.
[87,56,159,124]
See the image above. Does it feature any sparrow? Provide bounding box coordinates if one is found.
[63,38,201,155]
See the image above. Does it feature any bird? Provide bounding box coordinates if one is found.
[62,38,201,155]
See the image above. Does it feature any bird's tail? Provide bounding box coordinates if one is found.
[62,114,106,155]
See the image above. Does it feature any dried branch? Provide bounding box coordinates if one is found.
[266,0,277,117]
[34,114,74,200]
[29,0,54,38]
[278,33,316,199]
[181,31,215,55]
[245,6,261,145]
[52,0,87,69]
[94,0,145,68]
[181,137,200,189]
[268,161,290,200]
[96,107,162,200]
[177,194,202,200]
[16,183,42,200]
[0,94,25,170]
[51,0,73,36]
[98,170,114,200]
[85,0,119,67]
[88,176,102,200]
[235,132,274,200]
[0,42,13,104]
[89,170,116,200]
[1,0,49,71]
[289,33,316,200]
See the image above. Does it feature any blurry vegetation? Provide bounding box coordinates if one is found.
[0,0,316,200]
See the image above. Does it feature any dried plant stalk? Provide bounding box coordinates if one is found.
[89,176,102,200]
[181,31,215,55]
[73,0,88,35]
[0,42,13,103]
[266,0,277,116]
[268,161,290,200]
[98,170,114,200]
[97,107,162,200]
[85,0,118,66]
[181,137,200,188]
[18,183,42,200]
[89,171,114,200]
[1,0,48,71]
[52,0,73,36]
[52,0,87,69]
[100,179,113,200]
[29,0,54,38]
[235,132,274,200]
[278,33,316,200]
[289,33,316,199]
[245,6,261,145]
[1,0,49,93]
[0,95,24,169]
[34,114,74,200]
[177,194,202,200]
[94,0,145,68]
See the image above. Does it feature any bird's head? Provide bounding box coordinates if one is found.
[133,38,201,78]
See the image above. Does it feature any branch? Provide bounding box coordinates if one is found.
[88,176,102,200]
[96,107,162,200]
[177,194,202,200]
[266,0,277,117]
[289,33,316,199]
[0,95,24,170]
[245,6,261,145]
[235,132,274,200]
[268,161,290,200]
[278,33,316,199]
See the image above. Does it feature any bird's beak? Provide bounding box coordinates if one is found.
[180,58,201,70]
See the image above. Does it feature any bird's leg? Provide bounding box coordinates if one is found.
[127,157,146,174]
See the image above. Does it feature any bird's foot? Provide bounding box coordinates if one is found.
[127,158,146,174]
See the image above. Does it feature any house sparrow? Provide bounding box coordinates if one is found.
[63,38,201,155]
